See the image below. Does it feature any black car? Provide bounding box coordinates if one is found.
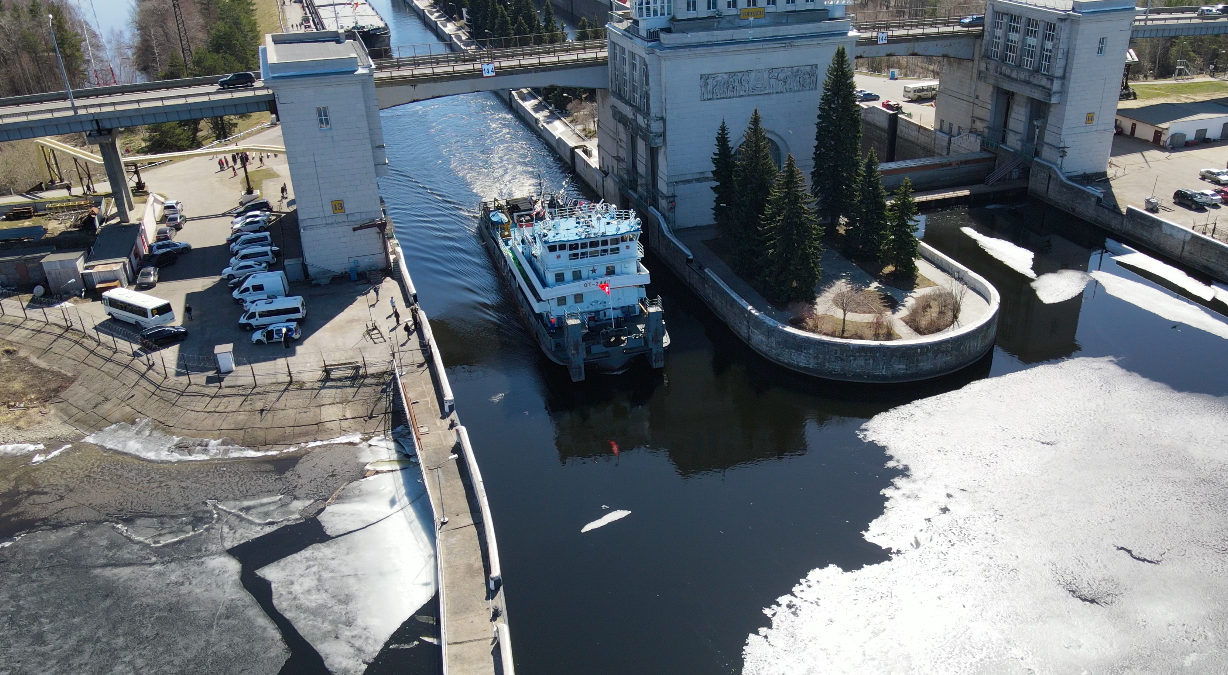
[139,251,179,269]
[959,14,985,26]
[1174,189,1203,209]
[218,72,256,89]
[235,199,272,216]
[139,325,188,350]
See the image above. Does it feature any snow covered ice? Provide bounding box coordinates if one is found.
[1091,271,1228,339]
[960,227,1036,278]
[259,469,436,675]
[582,510,631,533]
[744,359,1228,674]
[0,442,44,456]
[1031,269,1090,304]
[84,418,286,461]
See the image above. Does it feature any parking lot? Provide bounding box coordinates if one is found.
[854,73,938,128]
[1107,132,1228,241]
[76,125,405,370]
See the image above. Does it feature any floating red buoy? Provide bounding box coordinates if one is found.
[609,440,620,456]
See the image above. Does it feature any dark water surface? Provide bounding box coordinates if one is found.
[372,2,1228,672]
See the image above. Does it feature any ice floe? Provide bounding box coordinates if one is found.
[29,444,71,464]
[259,469,436,675]
[960,227,1036,278]
[1030,269,1091,304]
[213,495,312,525]
[0,443,44,456]
[84,418,285,462]
[302,432,366,449]
[1113,252,1217,302]
[582,510,631,533]
[1090,271,1228,339]
[743,359,1228,674]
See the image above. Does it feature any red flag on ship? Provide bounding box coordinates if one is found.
[609,441,620,456]
[598,282,610,295]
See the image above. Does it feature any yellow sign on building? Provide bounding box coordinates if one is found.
[332,200,345,214]
[1085,113,1095,125]
[740,7,765,18]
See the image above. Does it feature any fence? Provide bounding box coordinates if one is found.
[0,290,399,389]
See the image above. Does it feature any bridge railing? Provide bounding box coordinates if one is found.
[374,38,608,76]
[853,18,982,41]
[0,86,272,123]
[850,6,984,25]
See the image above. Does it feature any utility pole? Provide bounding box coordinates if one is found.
[48,14,77,114]
[171,0,193,71]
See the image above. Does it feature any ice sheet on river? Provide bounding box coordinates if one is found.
[259,469,436,675]
[743,358,1228,674]
[1091,271,1228,339]
[960,226,1036,278]
[1031,269,1091,304]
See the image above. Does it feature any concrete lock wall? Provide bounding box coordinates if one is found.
[633,195,1001,383]
[1029,159,1228,282]
[879,152,996,192]
[861,104,937,162]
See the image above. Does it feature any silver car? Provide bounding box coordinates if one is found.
[251,322,301,345]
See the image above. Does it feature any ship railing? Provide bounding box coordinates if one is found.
[636,242,645,258]
[546,205,637,222]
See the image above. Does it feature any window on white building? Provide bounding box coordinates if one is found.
[316,107,330,129]
[635,0,668,17]
[686,0,696,11]
[1097,37,1106,55]
[1021,18,1039,69]
[988,12,1004,60]
[619,46,629,99]
[1041,22,1056,74]
[707,0,717,9]
[630,58,639,107]
[786,0,795,5]
[1003,14,1021,65]
[727,0,736,8]
[767,0,776,5]
[747,0,758,6]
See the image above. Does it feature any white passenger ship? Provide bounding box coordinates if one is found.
[479,196,667,382]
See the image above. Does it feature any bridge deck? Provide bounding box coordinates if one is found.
[374,41,607,84]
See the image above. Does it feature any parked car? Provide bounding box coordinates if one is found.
[165,212,186,229]
[230,232,273,254]
[218,72,256,89]
[228,271,260,290]
[1198,5,1221,17]
[222,260,269,280]
[233,271,289,305]
[232,211,272,227]
[251,322,302,345]
[139,325,188,351]
[155,226,176,241]
[1174,189,1205,208]
[855,89,880,102]
[150,240,192,255]
[1200,168,1228,185]
[231,218,274,235]
[1213,186,1228,201]
[139,251,179,268]
[163,200,183,216]
[1197,189,1223,205]
[235,199,272,216]
[229,246,280,268]
[881,100,903,112]
[135,266,159,289]
[959,14,985,26]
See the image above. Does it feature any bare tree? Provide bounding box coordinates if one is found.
[948,273,970,326]
[829,281,886,338]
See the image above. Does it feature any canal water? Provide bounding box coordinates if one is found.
[373,2,1228,672]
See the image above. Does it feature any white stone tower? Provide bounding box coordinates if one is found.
[261,32,390,277]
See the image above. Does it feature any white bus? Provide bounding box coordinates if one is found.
[902,81,940,101]
[101,288,176,328]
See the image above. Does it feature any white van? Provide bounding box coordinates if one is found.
[102,288,176,328]
[233,271,289,304]
[238,296,305,331]
[229,245,280,267]
[902,81,940,101]
[230,232,272,254]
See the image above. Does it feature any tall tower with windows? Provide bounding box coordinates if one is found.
[598,0,855,228]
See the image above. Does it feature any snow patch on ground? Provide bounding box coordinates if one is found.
[743,359,1228,674]
[1091,271,1228,339]
[582,510,631,533]
[1031,270,1091,304]
[84,418,285,462]
[303,432,365,449]
[30,444,71,464]
[0,443,44,456]
[960,227,1036,278]
[259,469,436,675]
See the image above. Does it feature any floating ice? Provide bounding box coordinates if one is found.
[581,510,631,533]
[303,432,365,448]
[1114,252,1216,302]
[743,359,1228,674]
[960,226,1036,278]
[84,418,284,462]
[0,443,44,456]
[213,495,311,525]
[1030,269,1091,304]
[490,392,505,403]
[259,469,436,675]
[29,444,71,464]
[1090,271,1228,339]
[110,510,218,547]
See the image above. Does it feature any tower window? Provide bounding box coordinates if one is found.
[1097,37,1106,55]
[316,107,331,129]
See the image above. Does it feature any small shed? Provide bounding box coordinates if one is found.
[0,247,55,287]
[89,223,145,275]
[1116,101,1228,147]
[82,259,131,291]
[40,250,86,296]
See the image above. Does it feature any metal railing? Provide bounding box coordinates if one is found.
[374,39,607,81]
[0,86,272,124]
[849,6,984,25]
[853,17,982,41]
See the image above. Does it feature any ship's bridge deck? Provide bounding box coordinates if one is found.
[537,206,641,244]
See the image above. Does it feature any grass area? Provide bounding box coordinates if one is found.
[1131,79,1228,101]
[797,313,900,341]
[253,0,286,37]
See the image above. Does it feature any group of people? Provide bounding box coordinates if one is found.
[216,152,277,176]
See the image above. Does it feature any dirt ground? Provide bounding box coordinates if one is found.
[0,339,79,443]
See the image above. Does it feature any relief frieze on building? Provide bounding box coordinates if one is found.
[699,65,819,101]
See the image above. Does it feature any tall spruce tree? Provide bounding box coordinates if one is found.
[811,46,861,226]
[760,154,824,304]
[576,16,591,40]
[541,1,562,43]
[495,6,512,39]
[883,178,919,280]
[849,149,888,262]
[711,120,737,245]
[732,109,777,272]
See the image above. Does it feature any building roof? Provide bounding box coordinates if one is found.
[0,226,46,242]
[89,224,140,263]
[535,207,642,243]
[1117,101,1228,128]
[41,250,86,263]
[0,246,55,263]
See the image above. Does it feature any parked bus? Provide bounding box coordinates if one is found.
[902,81,940,101]
[101,288,176,328]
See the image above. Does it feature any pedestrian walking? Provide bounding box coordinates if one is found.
[280,183,288,200]
[390,296,396,314]
[393,308,400,326]
[232,166,238,177]
[218,158,224,172]
[185,303,193,321]
[231,153,238,166]
[259,155,265,167]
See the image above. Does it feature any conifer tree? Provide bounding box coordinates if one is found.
[760,154,824,304]
[732,109,777,272]
[883,178,919,280]
[811,46,862,226]
[496,6,512,39]
[576,16,591,40]
[849,149,888,262]
[711,120,737,245]
[541,1,562,43]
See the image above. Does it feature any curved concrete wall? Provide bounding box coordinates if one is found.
[642,204,1001,383]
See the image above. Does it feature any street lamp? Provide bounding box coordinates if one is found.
[47,14,77,115]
